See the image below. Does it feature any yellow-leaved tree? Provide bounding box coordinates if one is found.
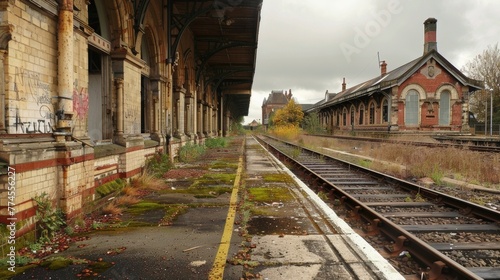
[271,99,304,127]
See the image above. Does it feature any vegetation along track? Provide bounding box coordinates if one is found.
[255,135,500,280]
[306,134,500,153]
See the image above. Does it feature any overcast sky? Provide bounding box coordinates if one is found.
[244,0,500,124]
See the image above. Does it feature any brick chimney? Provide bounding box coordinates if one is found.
[380,61,387,76]
[342,78,346,91]
[423,18,437,54]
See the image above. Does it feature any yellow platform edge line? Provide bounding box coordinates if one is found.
[208,140,245,280]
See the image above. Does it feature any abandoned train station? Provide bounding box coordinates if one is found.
[307,18,483,134]
[0,0,262,232]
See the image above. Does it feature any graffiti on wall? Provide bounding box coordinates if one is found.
[14,67,51,105]
[12,67,54,133]
[11,69,90,134]
[13,106,54,133]
[73,86,89,120]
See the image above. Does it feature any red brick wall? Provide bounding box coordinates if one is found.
[398,62,463,131]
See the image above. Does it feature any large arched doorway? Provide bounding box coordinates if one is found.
[88,0,113,142]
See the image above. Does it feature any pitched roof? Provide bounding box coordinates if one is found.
[263,90,289,105]
[318,50,483,109]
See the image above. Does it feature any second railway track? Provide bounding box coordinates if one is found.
[255,135,500,280]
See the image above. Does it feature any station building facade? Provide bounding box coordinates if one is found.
[0,0,262,235]
[261,89,292,126]
[309,18,483,134]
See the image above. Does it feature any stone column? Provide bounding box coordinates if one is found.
[115,79,124,135]
[174,88,186,138]
[197,103,202,138]
[56,0,74,140]
[185,103,191,135]
[203,105,208,136]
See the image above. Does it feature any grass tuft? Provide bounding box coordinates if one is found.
[102,203,123,215]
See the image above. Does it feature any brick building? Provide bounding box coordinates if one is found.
[309,18,483,133]
[0,0,261,235]
[261,89,292,126]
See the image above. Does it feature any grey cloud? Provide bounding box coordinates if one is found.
[244,0,500,124]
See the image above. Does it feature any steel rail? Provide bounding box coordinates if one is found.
[257,135,500,280]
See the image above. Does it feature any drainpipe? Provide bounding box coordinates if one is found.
[56,0,74,140]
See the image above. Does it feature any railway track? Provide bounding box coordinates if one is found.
[255,135,500,280]
[306,134,500,153]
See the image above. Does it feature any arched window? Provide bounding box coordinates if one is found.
[439,90,450,125]
[359,104,365,125]
[382,99,389,123]
[369,102,375,124]
[342,107,347,126]
[405,90,419,125]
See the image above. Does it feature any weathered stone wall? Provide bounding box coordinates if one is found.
[5,1,58,134]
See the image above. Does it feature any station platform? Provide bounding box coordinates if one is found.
[11,135,404,280]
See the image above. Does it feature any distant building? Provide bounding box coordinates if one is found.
[307,18,483,133]
[246,119,261,131]
[261,89,293,125]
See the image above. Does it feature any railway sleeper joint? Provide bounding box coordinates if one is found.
[363,218,380,235]
[423,261,453,280]
[384,235,407,257]
[348,205,361,219]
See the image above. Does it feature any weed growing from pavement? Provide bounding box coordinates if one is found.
[159,205,188,226]
[33,193,66,244]
[209,160,239,170]
[189,173,236,188]
[227,181,263,272]
[145,153,173,177]
[160,186,231,198]
[102,203,123,216]
[248,187,294,203]
[126,201,164,215]
[178,142,206,162]
[204,137,228,148]
[262,173,293,183]
[40,256,74,270]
